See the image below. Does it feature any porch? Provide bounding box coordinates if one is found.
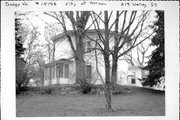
[43,59,74,86]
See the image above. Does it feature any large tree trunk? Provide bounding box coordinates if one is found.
[45,11,90,92]
[104,11,113,110]
[104,56,112,110]
[111,56,118,88]
[74,33,89,92]
[75,56,86,86]
[111,11,120,89]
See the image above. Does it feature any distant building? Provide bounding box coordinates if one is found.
[127,66,148,86]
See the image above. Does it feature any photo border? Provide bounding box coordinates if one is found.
[1,0,179,120]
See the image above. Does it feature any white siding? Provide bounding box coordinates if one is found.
[51,32,145,86]
[54,38,74,60]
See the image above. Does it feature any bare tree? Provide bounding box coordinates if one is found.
[31,51,46,86]
[15,12,47,90]
[110,11,156,87]
[44,11,91,92]
[84,11,114,110]
[123,42,150,66]
[44,23,62,62]
[85,10,156,110]
[17,23,42,87]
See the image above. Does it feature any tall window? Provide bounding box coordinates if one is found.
[56,65,59,78]
[49,67,52,84]
[50,66,55,79]
[64,64,69,78]
[59,63,63,78]
[86,65,91,79]
[45,67,48,80]
[131,73,136,84]
[52,66,55,78]
[87,41,91,52]
[56,63,69,78]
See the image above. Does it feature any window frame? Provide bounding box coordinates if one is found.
[64,64,69,78]
[85,64,92,79]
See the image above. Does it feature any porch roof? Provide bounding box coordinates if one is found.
[43,58,73,68]
[128,66,143,70]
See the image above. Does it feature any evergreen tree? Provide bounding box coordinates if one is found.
[142,11,164,86]
[15,18,26,57]
[15,18,27,93]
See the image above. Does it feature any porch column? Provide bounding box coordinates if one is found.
[54,64,57,84]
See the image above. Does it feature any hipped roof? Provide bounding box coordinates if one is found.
[52,29,106,42]
[43,58,73,68]
[51,29,130,42]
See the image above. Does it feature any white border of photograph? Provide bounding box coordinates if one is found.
[1,1,179,120]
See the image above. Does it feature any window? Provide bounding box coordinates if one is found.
[64,64,69,78]
[50,66,55,79]
[45,67,48,80]
[59,63,63,78]
[52,66,55,78]
[56,65,59,78]
[56,63,69,78]
[131,78,136,84]
[49,67,52,84]
[56,63,63,78]
[50,66,53,79]
[87,41,91,52]
[86,65,91,79]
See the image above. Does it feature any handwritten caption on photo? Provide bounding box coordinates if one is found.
[4,1,158,8]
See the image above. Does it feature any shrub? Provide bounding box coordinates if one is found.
[81,84,92,94]
[41,86,55,94]
[16,57,28,94]
[44,88,53,94]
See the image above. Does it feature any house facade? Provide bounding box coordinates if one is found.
[43,30,146,87]
[43,30,105,86]
[127,66,148,86]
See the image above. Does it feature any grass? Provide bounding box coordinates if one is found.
[16,85,165,117]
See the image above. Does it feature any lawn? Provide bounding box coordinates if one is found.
[16,86,165,117]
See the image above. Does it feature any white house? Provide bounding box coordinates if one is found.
[127,66,149,86]
[43,30,146,87]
